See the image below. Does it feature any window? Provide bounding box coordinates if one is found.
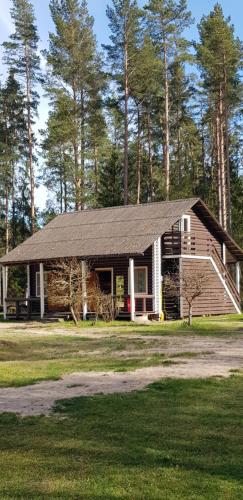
[116,275,125,308]
[129,267,148,295]
[36,272,49,297]
[179,215,191,232]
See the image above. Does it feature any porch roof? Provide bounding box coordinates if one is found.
[1,198,243,265]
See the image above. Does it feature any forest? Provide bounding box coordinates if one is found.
[0,0,243,258]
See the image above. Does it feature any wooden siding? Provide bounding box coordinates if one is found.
[185,207,222,256]
[187,206,237,265]
[181,258,237,317]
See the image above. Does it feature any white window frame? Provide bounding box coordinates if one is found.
[179,215,191,232]
[95,268,114,296]
[128,266,148,297]
[36,271,49,297]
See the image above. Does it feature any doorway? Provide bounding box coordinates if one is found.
[95,269,113,295]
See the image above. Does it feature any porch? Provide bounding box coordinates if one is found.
[1,241,162,321]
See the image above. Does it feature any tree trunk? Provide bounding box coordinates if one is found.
[188,303,192,326]
[70,305,78,326]
[147,110,153,201]
[73,84,81,211]
[163,40,170,201]
[136,105,141,205]
[124,35,129,206]
[216,109,222,225]
[25,42,35,234]
[219,85,227,230]
[5,188,9,254]
[94,145,99,207]
[80,89,85,210]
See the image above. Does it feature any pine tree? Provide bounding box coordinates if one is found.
[0,70,26,253]
[196,3,242,231]
[99,148,123,207]
[46,0,106,211]
[3,0,41,234]
[104,0,141,205]
[145,0,193,200]
[41,92,74,213]
[129,35,162,203]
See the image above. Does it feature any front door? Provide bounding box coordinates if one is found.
[96,270,113,295]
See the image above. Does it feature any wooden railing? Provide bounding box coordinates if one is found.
[162,231,241,309]
[113,294,154,315]
[5,297,41,319]
[163,232,213,256]
[211,245,241,308]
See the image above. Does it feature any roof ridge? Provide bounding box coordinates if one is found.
[42,214,185,231]
[54,198,199,217]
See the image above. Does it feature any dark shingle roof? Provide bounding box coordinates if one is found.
[0,198,198,264]
[1,198,242,264]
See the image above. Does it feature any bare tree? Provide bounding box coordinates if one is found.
[48,258,88,325]
[48,259,117,325]
[164,270,208,325]
[89,278,117,322]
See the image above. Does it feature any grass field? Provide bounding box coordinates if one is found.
[0,377,243,499]
[0,315,243,498]
[0,314,242,387]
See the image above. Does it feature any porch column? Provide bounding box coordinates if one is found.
[129,258,135,321]
[82,261,88,320]
[153,238,162,317]
[26,264,30,298]
[39,263,45,319]
[236,262,241,294]
[222,243,226,265]
[2,266,7,320]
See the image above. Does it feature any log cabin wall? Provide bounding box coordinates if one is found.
[186,205,236,264]
[165,206,240,317]
[29,246,153,314]
[185,207,222,256]
[181,258,237,317]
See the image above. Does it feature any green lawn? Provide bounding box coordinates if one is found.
[44,314,243,336]
[0,377,243,499]
[0,314,242,387]
[0,316,243,498]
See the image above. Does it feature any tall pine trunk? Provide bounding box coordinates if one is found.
[223,62,232,232]
[25,43,35,234]
[136,105,141,204]
[80,89,85,210]
[219,85,227,230]
[163,40,170,201]
[73,85,81,211]
[216,109,222,226]
[5,188,9,254]
[147,110,153,201]
[124,35,129,206]
[94,145,99,206]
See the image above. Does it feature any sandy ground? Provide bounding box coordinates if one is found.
[0,331,243,416]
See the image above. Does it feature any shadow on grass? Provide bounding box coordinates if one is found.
[0,377,243,498]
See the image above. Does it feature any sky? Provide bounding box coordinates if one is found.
[0,0,243,208]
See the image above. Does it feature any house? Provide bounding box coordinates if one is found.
[0,198,242,321]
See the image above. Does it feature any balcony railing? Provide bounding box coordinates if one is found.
[162,231,241,310]
[162,231,213,257]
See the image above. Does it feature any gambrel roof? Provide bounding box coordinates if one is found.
[1,198,243,265]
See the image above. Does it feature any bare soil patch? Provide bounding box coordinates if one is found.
[0,334,243,416]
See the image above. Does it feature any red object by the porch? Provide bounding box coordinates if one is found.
[127,297,131,313]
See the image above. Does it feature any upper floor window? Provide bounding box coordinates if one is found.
[179,215,191,232]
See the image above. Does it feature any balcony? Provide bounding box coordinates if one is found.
[162,231,213,257]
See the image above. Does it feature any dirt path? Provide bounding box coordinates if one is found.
[0,335,243,416]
